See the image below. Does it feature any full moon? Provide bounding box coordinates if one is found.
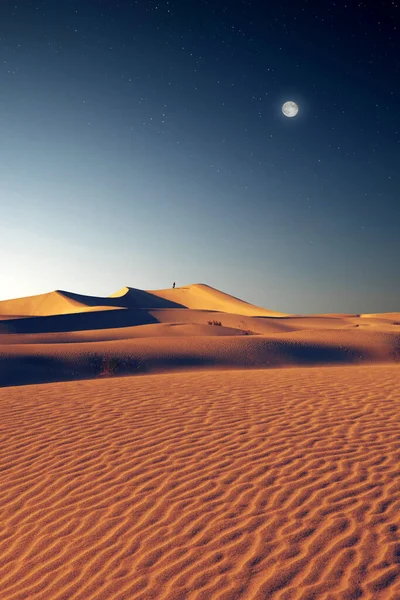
[282,101,299,118]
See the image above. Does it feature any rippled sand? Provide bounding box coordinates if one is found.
[1,364,399,599]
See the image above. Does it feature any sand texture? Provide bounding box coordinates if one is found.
[0,284,399,598]
[0,365,399,599]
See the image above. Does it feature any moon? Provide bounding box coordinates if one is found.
[282,101,299,118]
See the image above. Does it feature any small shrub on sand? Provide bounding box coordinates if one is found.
[88,354,138,378]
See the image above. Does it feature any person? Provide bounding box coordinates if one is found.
[172,282,176,289]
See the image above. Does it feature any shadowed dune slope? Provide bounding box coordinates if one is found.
[1,326,399,387]
[0,365,399,599]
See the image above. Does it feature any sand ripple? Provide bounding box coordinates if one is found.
[0,365,399,599]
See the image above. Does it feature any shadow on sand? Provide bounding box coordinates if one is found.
[0,308,160,335]
[61,288,186,310]
[0,353,220,388]
[0,339,371,389]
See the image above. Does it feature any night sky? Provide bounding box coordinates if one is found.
[1,0,399,313]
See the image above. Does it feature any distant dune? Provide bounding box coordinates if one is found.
[0,283,398,387]
[0,290,119,318]
[0,283,286,319]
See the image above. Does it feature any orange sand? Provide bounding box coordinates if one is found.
[0,284,399,598]
[0,365,399,599]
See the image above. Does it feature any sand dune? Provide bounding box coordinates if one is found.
[0,290,122,319]
[0,365,399,599]
[110,284,288,317]
[0,284,285,320]
[1,325,399,387]
[0,284,399,387]
[361,312,400,321]
[0,307,294,338]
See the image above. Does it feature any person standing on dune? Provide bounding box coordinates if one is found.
[172,282,176,289]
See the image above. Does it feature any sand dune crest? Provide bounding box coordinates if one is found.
[111,283,289,317]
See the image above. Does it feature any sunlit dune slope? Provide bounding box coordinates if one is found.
[0,290,120,318]
[0,365,399,600]
[361,312,400,321]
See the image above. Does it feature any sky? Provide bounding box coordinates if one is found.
[0,0,399,313]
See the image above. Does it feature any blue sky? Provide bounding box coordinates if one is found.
[1,1,399,313]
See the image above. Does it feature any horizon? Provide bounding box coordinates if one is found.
[1,1,399,314]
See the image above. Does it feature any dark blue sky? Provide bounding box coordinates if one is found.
[1,0,399,313]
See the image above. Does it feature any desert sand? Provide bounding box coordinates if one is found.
[0,283,399,387]
[0,284,399,599]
